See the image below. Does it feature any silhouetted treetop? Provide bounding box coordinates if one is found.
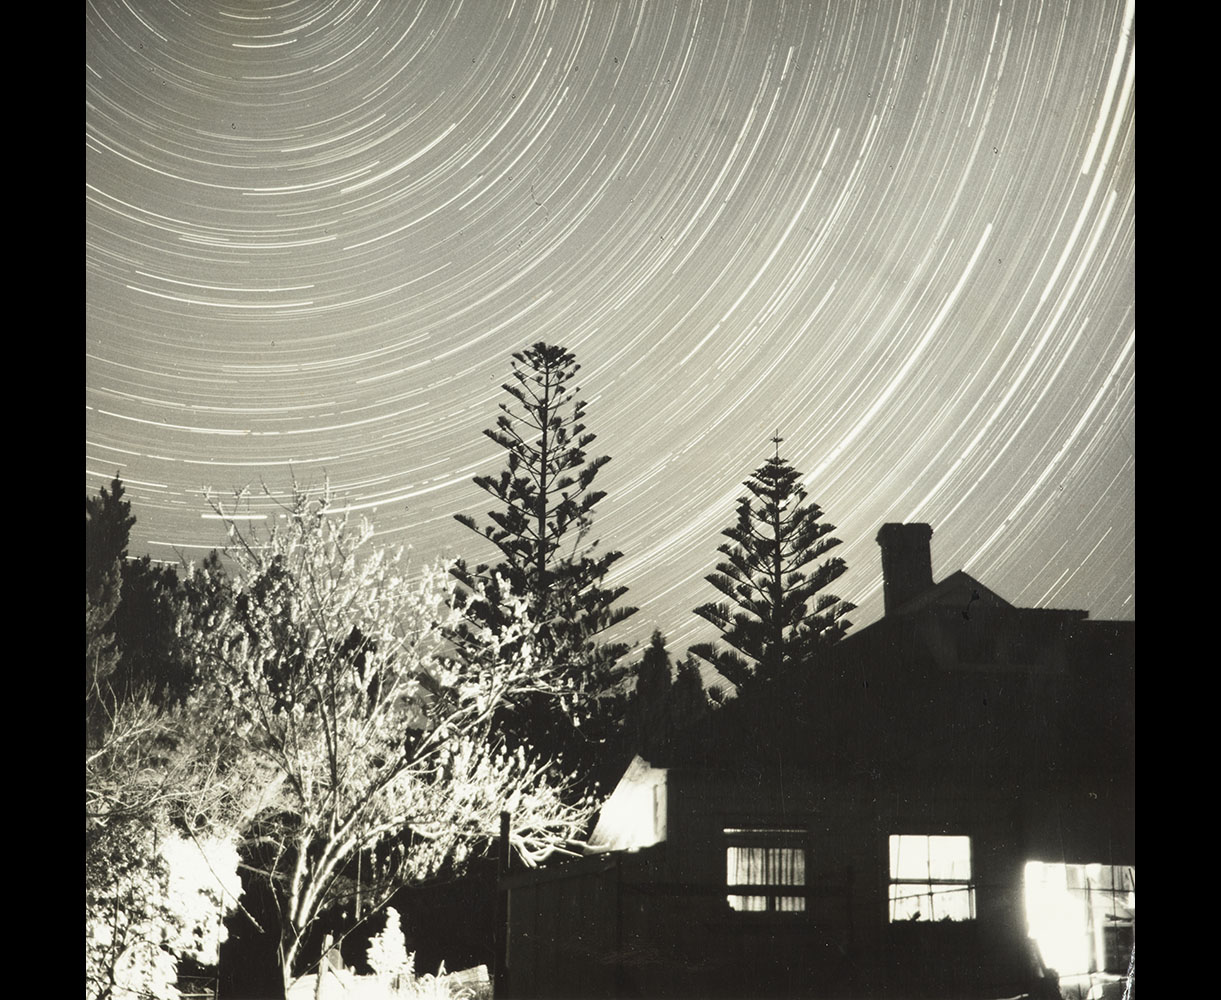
[690,439,854,692]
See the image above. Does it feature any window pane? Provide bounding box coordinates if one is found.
[727,845,805,887]
[889,835,930,880]
[889,885,975,922]
[726,846,744,884]
[928,836,971,881]
[889,884,930,921]
[769,847,804,886]
[775,895,806,912]
[728,894,768,912]
[929,886,974,921]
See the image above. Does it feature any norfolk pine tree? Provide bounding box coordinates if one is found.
[451,343,636,773]
[691,438,855,692]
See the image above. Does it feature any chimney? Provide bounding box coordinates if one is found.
[876,523,935,616]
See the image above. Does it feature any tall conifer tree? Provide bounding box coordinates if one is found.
[451,343,636,768]
[691,438,854,692]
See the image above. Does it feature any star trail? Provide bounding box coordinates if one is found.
[86,0,1135,653]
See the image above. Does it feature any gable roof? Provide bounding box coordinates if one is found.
[885,567,1085,619]
[891,568,1012,614]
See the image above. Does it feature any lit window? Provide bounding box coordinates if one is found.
[725,826,806,913]
[1024,861,1135,975]
[889,834,975,922]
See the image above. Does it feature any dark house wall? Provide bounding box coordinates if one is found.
[503,526,1134,998]
[558,772,1042,998]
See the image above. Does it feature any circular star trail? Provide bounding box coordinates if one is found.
[86,0,1135,653]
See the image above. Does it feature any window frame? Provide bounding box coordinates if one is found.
[724,824,809,914]
[887,833,976,923]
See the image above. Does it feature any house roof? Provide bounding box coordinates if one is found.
[878,567,1087,621]
[616,519,1131,787]
[641,565,1130,776]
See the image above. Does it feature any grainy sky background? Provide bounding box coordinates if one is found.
[86,0,1134,655]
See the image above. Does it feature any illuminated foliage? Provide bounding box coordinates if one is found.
[204,485,593,992]
[85,694,247,1000]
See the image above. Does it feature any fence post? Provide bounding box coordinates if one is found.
[493,810,510,998]
[313,934,330,1000]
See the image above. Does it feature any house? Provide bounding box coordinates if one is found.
[501,524,1134,998]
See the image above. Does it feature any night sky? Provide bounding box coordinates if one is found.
[86,0,1135,655]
